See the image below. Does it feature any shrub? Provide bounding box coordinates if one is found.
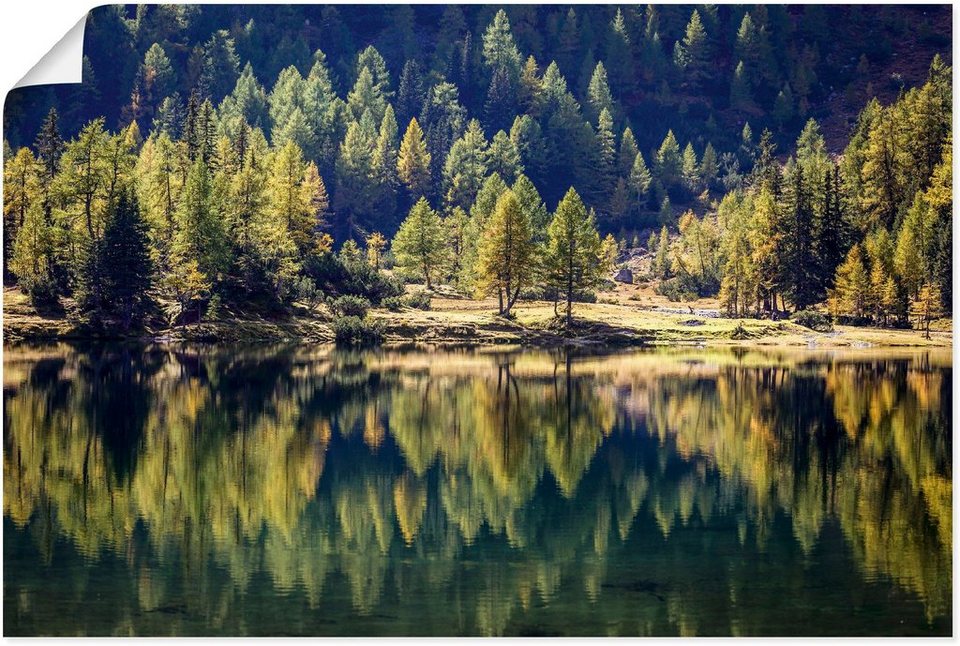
[382,295,404,311]
[332,315,385,346]
[331,294,370,318]
[792,309,834,332]
[404,290,432,310]
[306,252,403,305]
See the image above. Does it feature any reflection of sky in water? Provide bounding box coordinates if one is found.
[3,345,952,636]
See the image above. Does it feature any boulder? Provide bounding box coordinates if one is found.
[614,268,633,284]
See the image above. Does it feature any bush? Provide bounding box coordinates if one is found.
[306,252,403,305]
[331,294,370,318]
[404,290,431,310]
[792,309,834,332]
[382,295,404,311]
[332,315,385,346]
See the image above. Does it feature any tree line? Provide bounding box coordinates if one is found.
[645,56,951,332]
[2,8,951,334]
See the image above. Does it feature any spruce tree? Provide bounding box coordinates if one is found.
[99,190,152,329]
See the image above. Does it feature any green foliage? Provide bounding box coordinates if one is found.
[332,314,385,346]
[331,294,370,318]
[392,197,448,289]
[791,309,833,332]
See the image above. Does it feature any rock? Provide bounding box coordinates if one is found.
[614,268,634,284]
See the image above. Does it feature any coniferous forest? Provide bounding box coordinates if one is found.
[2,4,952,342]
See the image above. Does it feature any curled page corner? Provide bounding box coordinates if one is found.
[14,15,87,89]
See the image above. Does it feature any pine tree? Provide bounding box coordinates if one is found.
[347,66,387,124]
[910,281,943,339]
[396,59,426,127]
[10,200,58,307]
[828,243,871,320]
[476,189,535,316]
[591,108,617,203]
[98,190,152,329]
[730,61,753,110]
[814,166,846,293]
[392,197,448,289]
[269,141,328,255]
[783,164,820,309]
[605,8,635,99]
[510,115,547,185]
[894,194,937,298]
[444,206,470,283]
[543,187,603,325]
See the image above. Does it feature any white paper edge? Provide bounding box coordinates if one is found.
[13,15,87,89]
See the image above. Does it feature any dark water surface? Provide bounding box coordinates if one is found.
[3,344,951,636]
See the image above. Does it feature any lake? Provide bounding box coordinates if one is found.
[2,344,951,636]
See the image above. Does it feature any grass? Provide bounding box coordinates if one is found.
[2,283,952,348]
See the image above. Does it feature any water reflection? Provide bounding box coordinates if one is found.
[3,345,951,636]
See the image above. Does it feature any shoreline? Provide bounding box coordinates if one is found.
[4,297,951,350]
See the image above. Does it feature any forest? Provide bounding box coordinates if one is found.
[1,5,952,340]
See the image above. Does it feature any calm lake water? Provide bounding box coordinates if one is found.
[3,344,951,636]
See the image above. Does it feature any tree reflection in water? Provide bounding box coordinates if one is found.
[3,345,951,636]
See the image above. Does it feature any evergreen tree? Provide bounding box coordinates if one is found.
[487,130,523,184]
[828,244,871,320]
[173,159,228,286]
[98,190,152,328]
[444,119,489,210]
[618,127,639,177]
[392,197,448,289]
[586,62,614,124]
[782,164,819,309]
[656,130,682,192]
[481,10,522,80]
[484,65,519,134]
[543,187,602,325]
[673,9,710,90]
[396,59,426,127]
[681,143,699,194]
[3,148,39,280]
[512,173,549,242]
[628,152,653,214]
[699,143,719,190]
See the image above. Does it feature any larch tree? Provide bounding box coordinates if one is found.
[392,197,448,289]
[543,187,602,325]
[444,119,489,210]
[476,189,535,316]
[397,117,432,199]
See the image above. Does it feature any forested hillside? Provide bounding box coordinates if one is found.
[1,5,952,338]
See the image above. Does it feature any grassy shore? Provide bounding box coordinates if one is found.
[3,284,951,348]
